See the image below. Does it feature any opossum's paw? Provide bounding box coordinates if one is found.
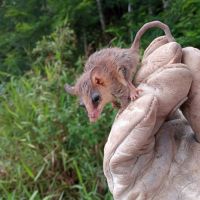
[130,88,143,100]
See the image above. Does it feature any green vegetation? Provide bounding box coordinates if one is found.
[0,0,200,199]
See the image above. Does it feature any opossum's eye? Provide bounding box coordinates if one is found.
[91,92,101,107]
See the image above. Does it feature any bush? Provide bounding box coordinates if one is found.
[0,63,115,199]
[0,24,115,199]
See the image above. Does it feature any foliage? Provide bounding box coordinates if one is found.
[0,0,53,75]
[32,25,76,67]
[164,0,200,46]
[0,62,115,199]
[0,0,200,199]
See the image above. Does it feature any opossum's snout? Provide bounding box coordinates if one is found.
[79,91,103,122]
[88,109,101,122]
[88,91,102,122]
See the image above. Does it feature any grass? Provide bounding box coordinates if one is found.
[0,64,115,199]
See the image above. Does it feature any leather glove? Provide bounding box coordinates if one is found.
[103,36,200,200]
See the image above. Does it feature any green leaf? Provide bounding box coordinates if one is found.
[21,161,34,179]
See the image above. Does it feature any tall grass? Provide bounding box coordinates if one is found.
[0,64,115,199]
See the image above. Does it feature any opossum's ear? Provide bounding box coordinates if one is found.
[64,84,77,95]
[90,67,106,86]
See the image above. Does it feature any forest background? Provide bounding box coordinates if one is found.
[0,0,200,199]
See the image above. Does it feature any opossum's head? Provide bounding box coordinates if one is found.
[65,48,131,122]
[65,70,114,122]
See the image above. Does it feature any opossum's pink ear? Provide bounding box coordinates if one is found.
[90,67,106,86]
[64,84,77,95]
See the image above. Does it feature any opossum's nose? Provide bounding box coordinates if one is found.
[88,109,100,122]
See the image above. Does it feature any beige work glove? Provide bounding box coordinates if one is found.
[103,36,200,200]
